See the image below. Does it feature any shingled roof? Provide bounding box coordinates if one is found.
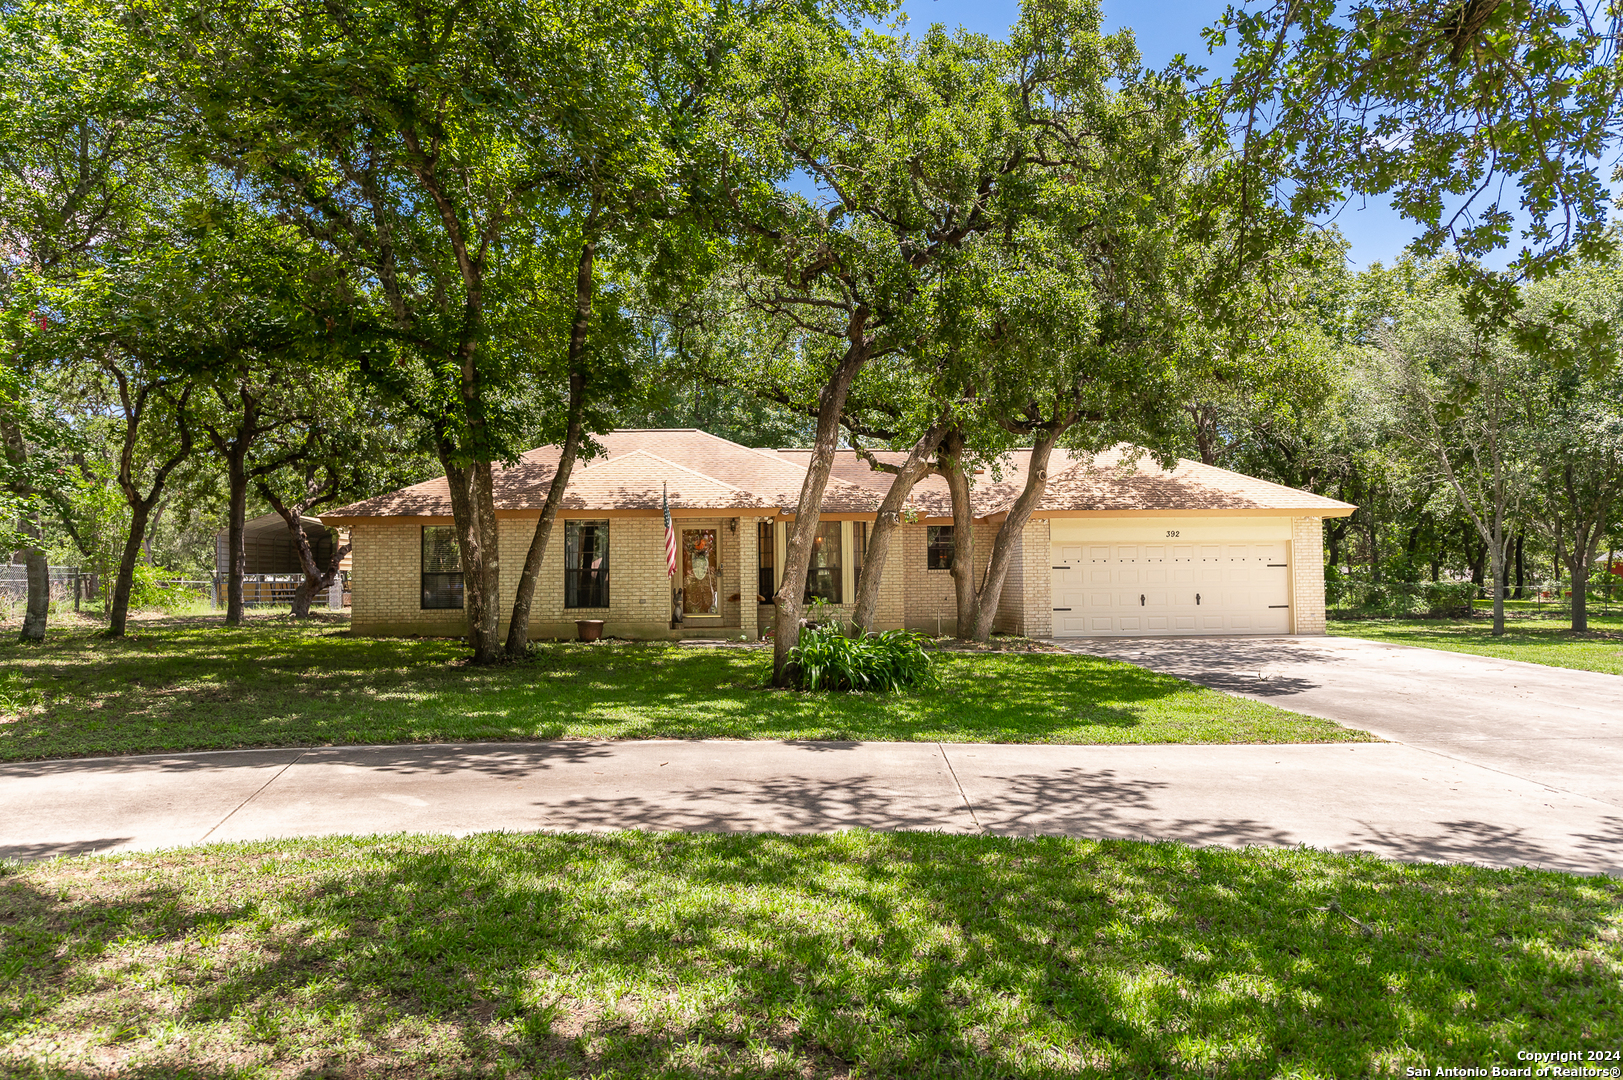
[325,429,881,519]
[326,430,1354,520]
[776,446,1355,517]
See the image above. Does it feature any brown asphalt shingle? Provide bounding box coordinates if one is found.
[327,431,1353,520]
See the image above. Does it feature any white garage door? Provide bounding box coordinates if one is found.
[1052,541,1291,637]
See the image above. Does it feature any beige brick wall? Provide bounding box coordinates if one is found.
[352,512,1064,641]
[900,523,965,634]
[899,519,1049,637]
[1292,516,1327,634]
[352,516,763,640]
[350,521,470,637]
[994,517,1052,638]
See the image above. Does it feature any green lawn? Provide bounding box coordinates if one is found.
[1330,612,1623,676]
[1,832,1617,1078]
[0,617,1365,762]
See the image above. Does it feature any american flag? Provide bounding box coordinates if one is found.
[662,483,677,578]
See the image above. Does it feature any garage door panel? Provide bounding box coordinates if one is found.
[1054,534,1293,638]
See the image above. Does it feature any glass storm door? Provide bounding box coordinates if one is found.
[681,528,721,617]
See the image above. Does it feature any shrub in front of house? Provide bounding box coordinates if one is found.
[785,625,938,693]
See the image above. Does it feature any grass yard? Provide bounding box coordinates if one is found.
[0,617,1365,762]
[1330,612,1623,676]
[1,832,1618,1079]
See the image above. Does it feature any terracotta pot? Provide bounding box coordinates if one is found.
[576,619,605,642]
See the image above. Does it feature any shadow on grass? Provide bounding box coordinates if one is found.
[1,833,1618,1078]
[0,619,1353,762]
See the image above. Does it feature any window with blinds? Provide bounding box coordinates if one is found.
[421,526,464,609]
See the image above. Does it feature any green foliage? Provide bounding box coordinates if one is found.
[786,624,939,693]
[1332,613,1623,676]
[1203,0,1621,276]
[1327,576,1478,618]
[125,563,207,614]
[0,671,41,718]
[0,621,1361,761]
[1,832,1617,1076]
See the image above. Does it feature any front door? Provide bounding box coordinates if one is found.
[681,528,722,619]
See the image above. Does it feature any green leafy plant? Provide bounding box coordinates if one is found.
[785,625,938,693]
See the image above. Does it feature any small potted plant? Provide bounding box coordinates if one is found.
[576,619,605,642]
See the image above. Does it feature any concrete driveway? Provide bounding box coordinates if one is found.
[1054,635,1623,809]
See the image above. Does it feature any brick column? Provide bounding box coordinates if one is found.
[738,516,760,638]
[1291,517,1326,634]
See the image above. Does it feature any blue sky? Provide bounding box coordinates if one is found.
[892,0,1422,269]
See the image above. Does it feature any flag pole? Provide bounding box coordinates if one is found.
[664,482,683,631]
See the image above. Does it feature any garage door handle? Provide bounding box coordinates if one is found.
[1139,594,1145,606]
[1196,593,1201,605]
[1268,563,1287,568]
[1269,605,1289,609]
[1052,607,1072,611]
[1052,566,1069,570]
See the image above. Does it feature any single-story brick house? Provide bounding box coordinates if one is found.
[322,428,1355,640]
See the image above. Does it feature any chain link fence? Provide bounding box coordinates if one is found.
[1,565,350,614]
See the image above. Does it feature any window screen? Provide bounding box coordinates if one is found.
[804,520,842,604]
[927,525,955,570]
[565,520,610,608]
[421,526,464,609]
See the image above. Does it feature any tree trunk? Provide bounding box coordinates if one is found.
[1571,559,1590,632]
[772,342,869,686]
[506,370,586,655]
[441,454,504,663]
[20,518,48,643]
[1368,496,1381,584]
[224,446,248,626]
[260,482,353,620]
[849,421,949,633]
[969,430,1067,642]
[107,504,151,637]
[507,234,596,656]
[4,416,49,642]
[1488,528,1506,637]
[940,431,979,640]
[105,380,193,639]
[1514,532,1525,599]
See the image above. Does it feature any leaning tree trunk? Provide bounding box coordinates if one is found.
[772,345,869,686]
[506,371,586,655]
[848,421,949,633]
[106,506,152,638]
[262,490,353,620]
[507,233,596,656]
[969,430,1067,642]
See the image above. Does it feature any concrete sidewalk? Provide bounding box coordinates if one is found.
[3,739,1618,875]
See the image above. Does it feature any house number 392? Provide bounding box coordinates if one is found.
[1165,530,1180,538]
